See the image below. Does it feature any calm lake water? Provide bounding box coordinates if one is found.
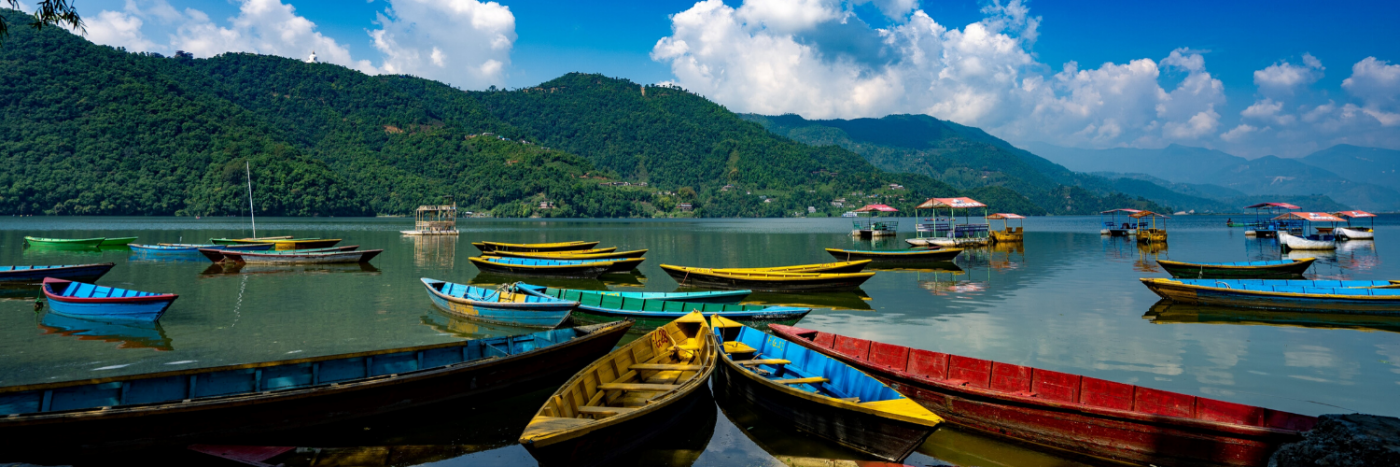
[1,215,1396,466]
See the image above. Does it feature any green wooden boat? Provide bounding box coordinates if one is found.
[24,237,105,248]
[99,237,138,246]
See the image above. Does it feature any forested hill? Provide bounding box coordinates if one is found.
[0,10,1135,217]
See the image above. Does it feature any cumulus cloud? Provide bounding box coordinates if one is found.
[76,0,513,89]
[1224,55,1400,156]
[1254,53,1324,97]
[653,0,1222,148]
[1342,57,1400,125]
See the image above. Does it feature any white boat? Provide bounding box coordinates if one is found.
[1335,227,1374,240]
[928,237,991,247]
[905,238,931,247]
[1278,231,1336,250]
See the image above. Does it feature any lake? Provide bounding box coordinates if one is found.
[1,215,1395,466]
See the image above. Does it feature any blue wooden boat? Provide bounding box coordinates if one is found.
[0,321,631,455]
[0,263,115,284]
[517,283,810,330]
[1157,258,1315,279]
[480,255,644,273]
[421,278,577,328]
[38,312,174,351]
[709,315,944,461]
[131,244,218,253]
[469,257,616,278]
[41,278,178,322]
[1141,278,1400,314]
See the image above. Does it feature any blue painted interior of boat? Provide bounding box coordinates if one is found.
[1174,279,1400,296]
[0,327,581,416]
[835,249,945,255]
[720,324,903,403]
[1174,279,1395,288]
[54,282,163,299]
[482,257,610,266]
[1182,260,1296,266]
[596,289,750,303]
[433,280,571,304]
[0,265,75,271]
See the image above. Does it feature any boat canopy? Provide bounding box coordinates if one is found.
[1273,212,1345,222]
[985,213,1025,219]
[1333,210,1376,218]
[917,197,985,209]
[1129,211,1169,219]
[854,204,899,212]
[1100,208,1142,214]
[1245,202,1301,210]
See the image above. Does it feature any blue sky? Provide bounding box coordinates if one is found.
[55,0,1400,157]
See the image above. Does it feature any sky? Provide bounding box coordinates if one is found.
[23,0,1400,158]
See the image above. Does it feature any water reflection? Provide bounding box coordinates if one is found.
[1336,240,1380,272]
[200,263,382,277]
[129,252,210,264]
[407,235,458,268]
[988,242,1025,271]
[419,309,540,340]
[713,381,880,464]
[1143,299,1400,334]
[37,313,174,351]
[0,285,41,300]
[469,273,611,291]
[918,426,1098,467]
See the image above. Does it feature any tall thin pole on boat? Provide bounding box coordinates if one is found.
[245,161,257,238]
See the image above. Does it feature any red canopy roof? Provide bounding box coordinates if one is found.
[1130,210,1169,219]
[1274,212,1345,222]
[916,197,986,209]
[986,213,1026,219]
[1245,202,1300,210]
[1100,208,1142,214]
[1334,210,1376,218]
[853,204,898,212]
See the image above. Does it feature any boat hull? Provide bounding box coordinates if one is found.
[826,248,963,264]
[1278,232,1335,250]
[99,237,138,246]
[712,356,932,462]
[1158,259,1313,279]
[0,263,115,284]
[220,249,382,265]
[1335,227,1373,240]
[210,236,294,245]
[421,279,574,328]
[770,325,1312,467]
[470,258,612,278]
[0,323,630,456]
[490,249,643,260]
[23,237,105,248]
[473,241,601,253]
[1142,279,1400,314]
[719,260,872,274]
[567,306,805,331]
[661,268,873,292]
[524,384,710,467]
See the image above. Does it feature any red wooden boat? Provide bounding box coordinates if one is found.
[768,325,1316,467]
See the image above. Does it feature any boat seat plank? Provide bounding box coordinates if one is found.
[630,364,703,371]
[598,383,678,391]
[576,405,640,415]
[723,342,758,354]
[736,359,790,366]
[773,377,829,385]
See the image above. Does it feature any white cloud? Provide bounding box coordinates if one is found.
[1220,123,1263,143]
[1253,53,1324,97]
[75,0,513,89]
[1342,57,1400,126]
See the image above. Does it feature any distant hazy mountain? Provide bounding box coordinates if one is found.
[1021,142,1247,183]
[1301,144,1400,192]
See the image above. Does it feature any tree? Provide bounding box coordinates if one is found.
[1,1,82,44]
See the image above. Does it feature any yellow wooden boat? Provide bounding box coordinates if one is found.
[472,241,601,253]
[987,213,1026,243]
[714,260,872,274]
[519,311,716,466]
[488,248,641,260]
[659,264,875,292]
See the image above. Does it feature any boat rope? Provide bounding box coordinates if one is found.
[1215,281,1232,289]
[681,270,689,286]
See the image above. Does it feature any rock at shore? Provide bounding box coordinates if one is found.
[1270,413,1400,467]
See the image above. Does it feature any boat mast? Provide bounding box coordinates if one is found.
[245,161,257,238]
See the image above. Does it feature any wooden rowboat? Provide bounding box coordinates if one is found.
[41,278,178,322]
[520,312,717,466]
[825,248,963,263]
[0,321,631,455]
[469,257,616,278]
[198,245,356,262]
[0,263,114,284]
[518,284,809,330]
[218,248,382,265]
[711,316,944,462]
[23,237,105,248]
[1144,299,1400,334]
[211,237,341,250]
[489,249,643,260]
[483,255,644,273]
[660,265,875,292]
[1141,278,1400,314]
[768,324,1317,467]
[472,241,601,253]
[716,260,872,274]
[584,288,751,304]
[420,278,577,328]
[1157,258,1315,279]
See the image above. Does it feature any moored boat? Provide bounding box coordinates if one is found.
[584,288,752,303]
[132,244,216,253]
[420,278,577,328]
[0,322,631,454]
[519,312,717,466]
[98,237,138,246]
[825,248,963,263]
[0,263,115,284]
[1141,278,1400,313]
[23,237,105,248]
[1274,212,1344,250]
[659,265,875,292]
[711,316,944,462]
[489,248,642,260]
[517,284,810,330]
[987,213,1026,243]
[1144,299,1400,334]
[1157,258,1315,279]
[41,278,178,322]
[483,255,644,273]
[219,248,381,265]
[1333,210,1377,240]
[469,257,617,278]
[768,324,1317,467]
[209,236,294,245]
[198,245,361,263]
[713,260,872,274]
[472,241,601,253]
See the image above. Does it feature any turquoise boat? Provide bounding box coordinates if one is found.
[42,278,179,322]
[469,257,616,278]
[589,288,751,304]
[420,278,577,328]
[1142,278,1400,314]
[517,283,809,330]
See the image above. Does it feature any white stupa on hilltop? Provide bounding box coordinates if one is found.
[306,51,318,63]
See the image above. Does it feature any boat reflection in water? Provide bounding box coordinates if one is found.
[406,234,457,268]
[129,252,210,264]
[918,425,1097,467]
[741,290,873,311]
[714,380,889,465]
[419,309,542,341]
[469,273,609,292]
[1336,240,1380,272]
[1143,299,1400,334]
[988,241,1025,271]
[200,263,381,277]
[38,312,174,351]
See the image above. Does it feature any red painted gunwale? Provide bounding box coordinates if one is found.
[41,278,178,303]
[769,324,1316,467]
